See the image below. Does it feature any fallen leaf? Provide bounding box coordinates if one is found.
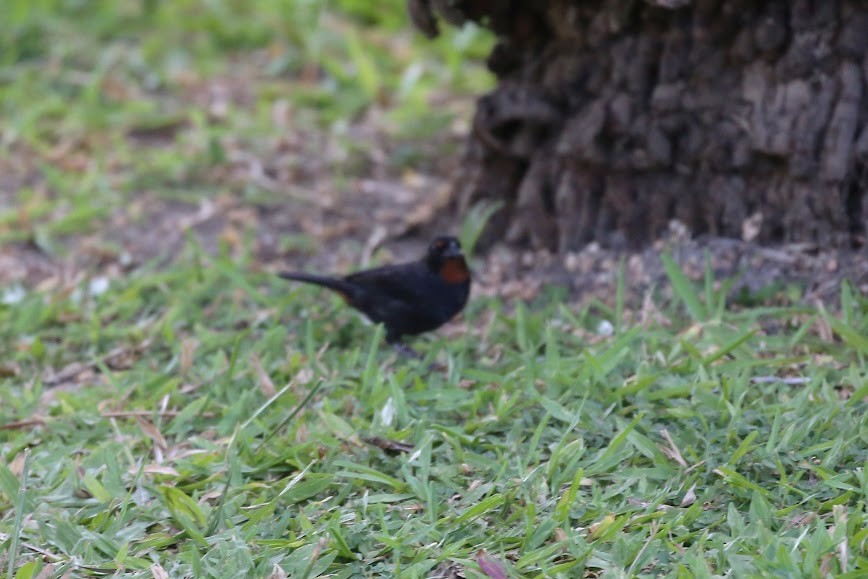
[476,550,508,579]
[250,353,277,397]
[9,451,27,476]
[0,363,20,377]
[0,416,46,430]
[363,437,414,454]
[680,483,697,507]
[136,416,168,451]
[180,338,198,375]
[659,428,688,467]
[140,465,180,477]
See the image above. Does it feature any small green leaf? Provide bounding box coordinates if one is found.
[662,253,706,321]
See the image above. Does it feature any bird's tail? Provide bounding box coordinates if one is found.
[278,271,355,298]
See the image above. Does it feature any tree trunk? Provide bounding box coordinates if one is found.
[409,0,868,251]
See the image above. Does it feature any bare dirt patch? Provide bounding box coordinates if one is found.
[2,93,864,309]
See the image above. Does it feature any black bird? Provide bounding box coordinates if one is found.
[279,236,471,356]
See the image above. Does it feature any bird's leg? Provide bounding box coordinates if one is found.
[391,342,422,359]
[390,340,447,372]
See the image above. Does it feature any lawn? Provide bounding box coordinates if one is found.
[1,1,867,578]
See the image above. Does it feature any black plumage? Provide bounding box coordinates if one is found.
[279,236,471,347]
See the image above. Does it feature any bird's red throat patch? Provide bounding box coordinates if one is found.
[440,258,470,283]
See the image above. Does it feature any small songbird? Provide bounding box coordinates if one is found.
[279,236,471,356]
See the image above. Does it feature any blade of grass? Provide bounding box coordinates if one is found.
[460,200,503,258]
[662,253,706,322]
[6,449,30,579]
[206,424,241,535]
[615,256,625,334]
[822,310,868,355]
[702,329,757,365]
[256,379,324,451]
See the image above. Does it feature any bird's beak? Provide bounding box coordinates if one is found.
[443,245,463,258]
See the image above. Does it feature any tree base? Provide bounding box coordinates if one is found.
[413,0,868,251]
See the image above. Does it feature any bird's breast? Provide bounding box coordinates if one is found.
[439,258,470,284]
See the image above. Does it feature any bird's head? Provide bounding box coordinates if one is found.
[425,236,470,283]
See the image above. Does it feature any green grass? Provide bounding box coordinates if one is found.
[1,244,866,576]
[2,1,868,577]
[0,0,493,247]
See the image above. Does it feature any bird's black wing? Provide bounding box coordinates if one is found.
[343,262,431,304]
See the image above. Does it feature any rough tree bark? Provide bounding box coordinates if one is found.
[408,0,868,251]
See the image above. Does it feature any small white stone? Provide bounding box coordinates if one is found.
[89,277,110,296]
[597,320,614,336]
[1,285,26,305]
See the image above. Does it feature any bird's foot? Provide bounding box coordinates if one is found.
[391,343,446,372]
[392,342,422,359]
